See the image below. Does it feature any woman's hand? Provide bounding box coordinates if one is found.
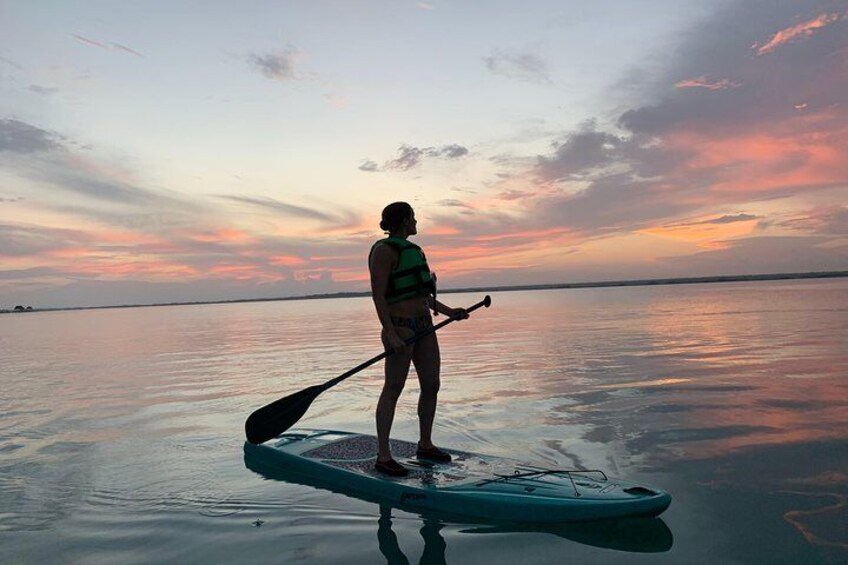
[386,331,408,354]
[449,307,469,320]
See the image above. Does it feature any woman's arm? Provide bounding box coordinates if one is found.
[429,297,469,320]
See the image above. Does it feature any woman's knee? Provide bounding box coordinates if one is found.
[420,376,440,396]
[381,378,407,401]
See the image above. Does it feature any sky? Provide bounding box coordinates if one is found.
[1,0,847,308]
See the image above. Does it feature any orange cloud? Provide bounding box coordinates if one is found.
[188,228,255,244]
[666,116,846,195]
[69,259,199,278]
[756,13,842,55]
[309,254,360,262]
[46,247,100,259]
[641,217,759,249]
[269,254,307,267]
[210,264,277,281]
[472,227,573,243]
[329,270,369,283]
[429,225,461,236]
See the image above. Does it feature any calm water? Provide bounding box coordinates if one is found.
[1,280,847,564]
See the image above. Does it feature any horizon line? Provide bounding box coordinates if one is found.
[2,269,847,315]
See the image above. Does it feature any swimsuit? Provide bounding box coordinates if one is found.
[390,313,434,334]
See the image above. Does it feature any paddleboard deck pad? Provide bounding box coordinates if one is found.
[245,429,671,522]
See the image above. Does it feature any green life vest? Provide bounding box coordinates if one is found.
[370,237,436,304]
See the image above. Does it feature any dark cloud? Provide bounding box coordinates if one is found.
[437,199,473,209]
[51,202,201,232]
[780,205,848,235]
[0,267,60,280]
[28,85,59,96]
[507,0,848,237]
[483,50,551,84]
[249,49,299,81]
[0,224,88,257]
[424,209,536,250]
[497,190,530,201]
[0,119,62,153]
[0,56,23,70]
[706,213,760,224]
[536,121,627,181]
[681,214,760,226]
[71,34,109,50]
[44,168,162,205]
[111,43,143,57]
[658,235,848,274]
[358,160,379,172]
[439,144,469,159]
[0,119,209,231]
[385,145,425,171]
[421,2,848,260]
[531,174,691,234]
[215,195,338,222]
[381,144,469,171]
[618,1,848,136]
[70,34,143,56]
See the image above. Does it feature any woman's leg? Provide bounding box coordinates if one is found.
[376,327,413,462]
[412,333,441,449]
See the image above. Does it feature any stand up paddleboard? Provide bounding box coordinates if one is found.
[245,429,671,523]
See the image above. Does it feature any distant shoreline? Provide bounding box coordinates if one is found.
[2,270,847,315]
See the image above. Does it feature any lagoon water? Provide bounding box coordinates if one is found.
[1,279,847,564]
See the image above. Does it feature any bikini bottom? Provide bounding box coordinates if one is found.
[389,313,434,335]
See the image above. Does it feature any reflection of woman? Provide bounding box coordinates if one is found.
[369,202,468,476]
[378,504,446,565]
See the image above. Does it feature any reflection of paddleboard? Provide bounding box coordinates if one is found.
[460,520,674,553]
[244,429,672,523]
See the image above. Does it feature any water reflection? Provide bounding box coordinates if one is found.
[4,281,845,562]
[243,443,673,557]
[378,505,447,565]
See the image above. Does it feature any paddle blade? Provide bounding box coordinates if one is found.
[245,384,324,444]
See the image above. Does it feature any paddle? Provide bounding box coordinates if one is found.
[244,295,492,444]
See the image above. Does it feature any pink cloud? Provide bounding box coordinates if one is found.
[755,13,842,55]
[674,76,741,90]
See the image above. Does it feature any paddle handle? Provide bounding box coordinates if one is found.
[322,295,492,390]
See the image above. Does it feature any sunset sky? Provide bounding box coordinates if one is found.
[1,0,847,308]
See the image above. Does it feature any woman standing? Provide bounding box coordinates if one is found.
[369,202,468,476]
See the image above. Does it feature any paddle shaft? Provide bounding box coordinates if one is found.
[244,295,491,443]
[321,295,492,391]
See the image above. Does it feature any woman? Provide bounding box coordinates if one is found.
[369,202,468,476]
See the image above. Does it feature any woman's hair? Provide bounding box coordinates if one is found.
[380,201,413,233]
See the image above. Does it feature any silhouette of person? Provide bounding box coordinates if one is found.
[377,504,447,565]
[369,202,468,476]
